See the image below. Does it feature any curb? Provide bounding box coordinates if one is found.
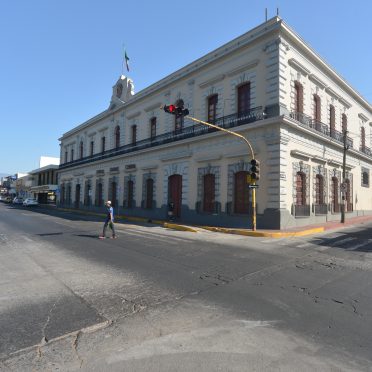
[200,226,325,238]
[163,223,198,233]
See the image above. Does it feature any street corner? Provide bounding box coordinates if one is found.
[163,222,198,233]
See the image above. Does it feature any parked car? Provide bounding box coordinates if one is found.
[23,198,39,207]
[13,197,24,204]
[4,196,12,203]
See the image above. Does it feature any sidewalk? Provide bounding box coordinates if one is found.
[56,207,372,238]
[198,214,372,238]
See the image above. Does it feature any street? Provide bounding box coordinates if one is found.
[0,203,372,371]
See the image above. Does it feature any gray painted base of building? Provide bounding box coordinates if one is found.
[57,204,372,230]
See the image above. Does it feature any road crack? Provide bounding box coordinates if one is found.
[72,331,83,369]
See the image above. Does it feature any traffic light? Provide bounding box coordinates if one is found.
[162,99,189,117]
[250,159,260,181]
[163,104,177,115]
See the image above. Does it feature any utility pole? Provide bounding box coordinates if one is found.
[341,129,348,223]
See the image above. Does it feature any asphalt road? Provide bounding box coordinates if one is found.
[0,203,372,371]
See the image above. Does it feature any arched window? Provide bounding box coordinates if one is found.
[361,127,366,152]
[115,126,120,148]
[237,83,251,116]
[331,176,339,213]
[207,95,218,123]
[90,141,94,156]
[79,141,84,159]
[329,105,335,138]
[362,171,369,187]
[203,174,215,213]
[127,180,134,208]
[150,117,156,139]
[345,179,352,212]
[101,136,106,153]
[111,182,117,208]
[146,178,154,209]
[97,183,103,207]
[131,125,137,145]
[294,81,303,113]
[313,94,322,123]
[315,174,324,205]
[296,172,306,205]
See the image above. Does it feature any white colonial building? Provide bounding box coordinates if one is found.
[57,17,372,229]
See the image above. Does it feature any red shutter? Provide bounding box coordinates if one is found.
[234,171,249,214]
[237,83,251,115]
[203,174,215,213]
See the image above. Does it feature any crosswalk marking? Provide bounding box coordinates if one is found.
[118,227,195,244]
[328,237,356,247]
[123,230,180,245]
[345,240,371,251]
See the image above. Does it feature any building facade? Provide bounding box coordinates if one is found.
[57,17,372,229]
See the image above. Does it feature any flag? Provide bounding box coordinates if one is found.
[124,50,130,72]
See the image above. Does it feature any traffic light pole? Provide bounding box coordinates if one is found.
[185,115,257,231]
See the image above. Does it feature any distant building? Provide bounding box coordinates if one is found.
[29,164,59,204]
[57,17,372,229]
[39,156,59,168]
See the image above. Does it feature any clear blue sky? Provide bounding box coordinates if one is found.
[0,0,371,175]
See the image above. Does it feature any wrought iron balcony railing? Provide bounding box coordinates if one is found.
[360,145,372,156]
[59,106,266,170]
[313,203,328,215]
[289,112,354,149]
[292,204,310,217]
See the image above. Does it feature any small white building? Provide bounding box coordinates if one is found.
[57,17,372,229]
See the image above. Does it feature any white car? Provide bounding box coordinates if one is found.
[13,197,24,204]
[23,198,39,206]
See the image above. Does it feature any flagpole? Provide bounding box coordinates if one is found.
[122,44,125,76]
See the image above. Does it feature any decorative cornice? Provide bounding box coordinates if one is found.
[358,113,369,122]
[309,74,327,89]
[144,102,162,112]
[339,97,352,109]
[199,74,225,88]
[288,58,310,76]
[325,87,340,100]
[141,164,159,170]
[226,59,260,77]
[160,151,192,162]
[126,111,141,120]
[195,155,222,163]
[311,156,327,164]
[290,150,311,160]
[327,159,342,167]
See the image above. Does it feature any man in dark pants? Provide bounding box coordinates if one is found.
[99,200,117,239]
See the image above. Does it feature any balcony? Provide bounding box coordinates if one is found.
[313,203,327,215]
[360,145,372,156]
[292,204,310,217]
[289,112,354,149]
[59,106,267,170]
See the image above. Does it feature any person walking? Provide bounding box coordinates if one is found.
[99,200,117,239]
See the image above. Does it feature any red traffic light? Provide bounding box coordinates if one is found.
[163,104,177,114]
[163,103,189,117]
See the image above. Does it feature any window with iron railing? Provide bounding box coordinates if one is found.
[115,126,120,148]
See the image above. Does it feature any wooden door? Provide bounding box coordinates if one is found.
[168,175,182,217]
[203,174,215,213]
[75,184,80,208]
[234,171,249,214]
